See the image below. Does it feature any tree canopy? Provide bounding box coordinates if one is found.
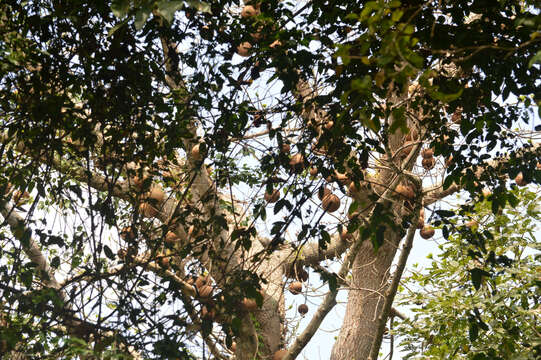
[0,0,540,359]
[397,188,541,360]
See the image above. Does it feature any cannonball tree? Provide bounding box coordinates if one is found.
[0,0,539,359]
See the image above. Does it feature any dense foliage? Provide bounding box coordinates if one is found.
[0,0,540,359]
[397,189,541,359]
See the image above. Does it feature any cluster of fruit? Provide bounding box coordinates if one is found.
[236,3,282,57]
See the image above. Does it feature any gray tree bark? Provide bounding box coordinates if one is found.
[330,231,401,360]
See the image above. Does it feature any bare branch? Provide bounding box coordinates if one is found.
[423,183,461,206]
[424,142,540,206]
[301,233,352,264]
[0,200,65,299]
[282,224,366,360]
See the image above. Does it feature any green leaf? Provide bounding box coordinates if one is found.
[201,318,212,336]
[21,270,33,288]
[427,87,464,103]
[436,210,455,218]
[469,322,479,342]
[470,268,490,290]
[231,317,242,335]
[372,225,385,251]
[389,106,407,134]
[156,1,185,24]
[51,256,60,269]
[21,228,32,247]
[528,50,541,68]
[111,0,131,18]
[104,245,115,260]
[442,174,455,190]
[391,9,404,22]
[107,20,128,37]
[472,354,488,360]
[135,8,151,30]
[441,225,449,240]
[320,230,331,249]
[187,0,211,13]
[348,201,359,215]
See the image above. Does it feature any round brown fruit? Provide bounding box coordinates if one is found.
[421,148,434,159]
[264,189,280,203]
[240,298,258,312]
[451,108,462,124]
[289,153,304,172]
[417,208,425,229]
[322,193,340,213]
[280,143,290,154]
[422,157,436,170]
[195,275,210,289]
[191,143,201,160]
[147,185,165,203]
[237,42,252,57]
[324,121,334,130]
[445,156,453,168]
[297,269,309,282]
[420,225,435,239]
[466,220,478,229]
[198,285,213,299]
[273,349,288,360]
[298,304,308,315]
[309,166,318,177]
[120,226,136,241]
[396,184,415,200]
[515,172,527,186]
[334,171,351,185]
[159,256,170,268]
[139,202,158,218]
[201,305,216,320]
[289,281,302,295]
[399,141,414,157]
[241,5,258,18]
[340,228,354,241]
[269,40,282,49]
[165,231,179,245]
[348,181,366,196]
[317,186,331,201]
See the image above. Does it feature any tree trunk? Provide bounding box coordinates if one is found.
[253,250,286,357]
[330,231,401,360]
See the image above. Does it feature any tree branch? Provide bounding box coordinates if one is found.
[0,201,141,358]
[282,221,366,360]
[301,233,352,265]
[0,200,65,299]
[424,142,540,206]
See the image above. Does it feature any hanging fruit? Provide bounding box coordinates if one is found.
[322,193,340,213]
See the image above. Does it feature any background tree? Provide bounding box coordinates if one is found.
[396,188,541,360]
[0,0,540,359]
